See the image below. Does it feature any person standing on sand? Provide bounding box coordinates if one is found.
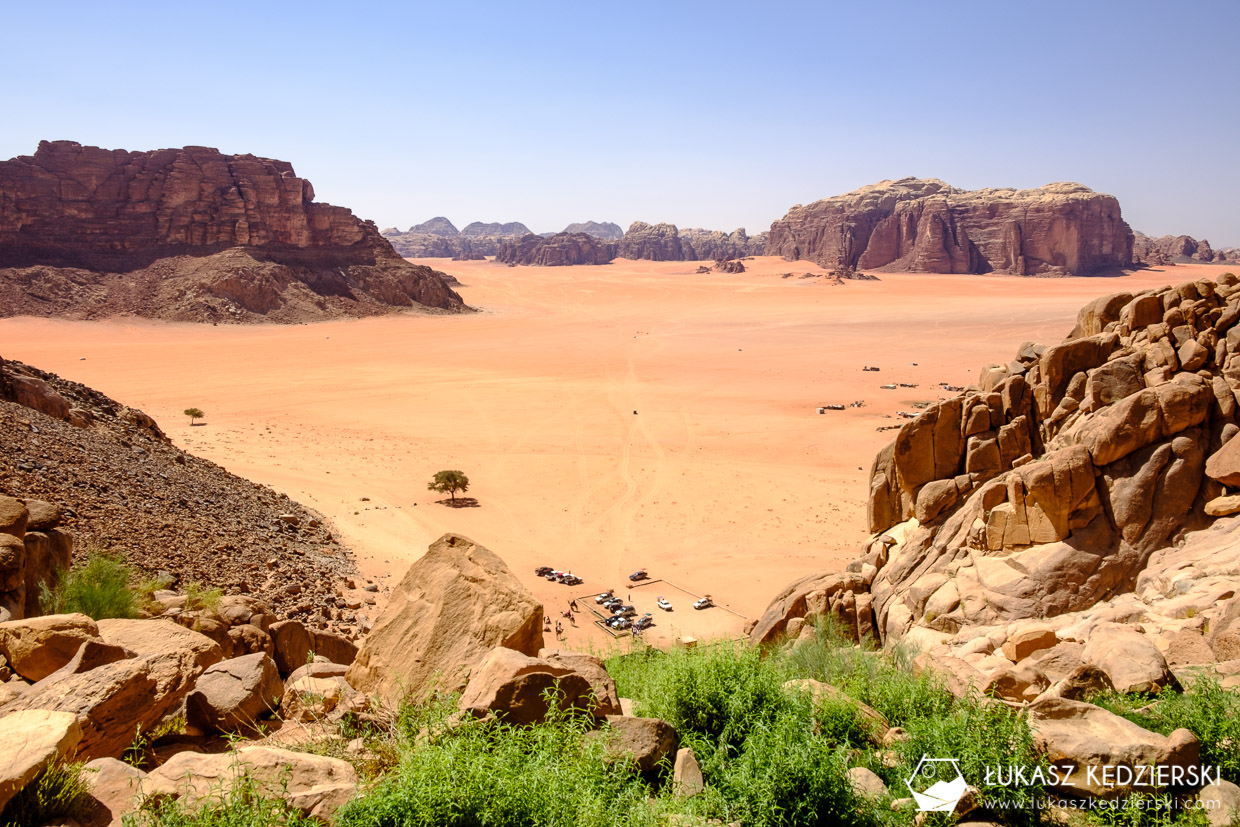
[570,599,579,612]
[555,620,563,638]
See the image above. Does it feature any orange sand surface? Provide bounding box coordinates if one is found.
[1,258,1230,651]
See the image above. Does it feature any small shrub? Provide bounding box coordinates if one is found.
[1083,789,1211,827]
[40,553,139,620]
[124,771,313,827]
[184,581,223,614]
[0,760,93,826]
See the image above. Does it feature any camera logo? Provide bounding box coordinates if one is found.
[905,756,968,812]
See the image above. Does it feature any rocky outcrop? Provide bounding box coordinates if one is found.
[766,178,1133,276]
[496,233,617,266]
[184,652,283,733]
[755,272,1240,702]
[0,357,359,634]
[0,710,82,812]
[1133,231,1240,267]
[457,647,599,725]
[346,533,543,703]
[382,219,530,259]
[617,222,684,261]
[562,221,624,240]
[0,141,465,322]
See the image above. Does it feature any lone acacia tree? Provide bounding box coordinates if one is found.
[184,407,205,425]
[428,469,470,503]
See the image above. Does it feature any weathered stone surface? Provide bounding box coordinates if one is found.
[0,613,100,681]
[82,757,146,827]
[538,648,622,716]
[3,649,204,759]
[0,141,465,323]
[1030,698,1199,797]
[96,619,222,673]
[281,675,354,723]
[1206,434,1240,487]
[673,748,705,797]
[1002,626,1059,662]
[458,647,596,725]
[1199,779,1240,827]
[269,619,313,675]
[143,746,357,821]
[0,709,82,812]
[767,178,1133,276]
[616,222,684,261]
[588,715,679,774]
[347,534,543,703]
[1081,625,1176,694]
[185,652,283,733]
[846,766,889,801]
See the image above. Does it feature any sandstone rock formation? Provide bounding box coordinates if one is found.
[496,233,617,266]
[408,216,460,236]
[382,218,531,259]
[755,272,1240,719]
[457,647,598,725]
[0,356,359,632]
[0,141,465,322]
[617,222,685,261]
[679,227,765,261]
[346,533,543,703]
[586,716,679,775]
[1133,231,1240,267]
[0,709,82,811]
[184,652,283,733]
[562,221,624,240]
[766,178,1133,275]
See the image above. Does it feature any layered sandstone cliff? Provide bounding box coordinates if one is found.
[616,222,765,262]
[0,141,464,322]
[766,178,1133,276]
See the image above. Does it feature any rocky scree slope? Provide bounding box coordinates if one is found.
[0,355,359,635]
[753,271,1240,700]
[0,141,465,323]
[766,178,1133,276]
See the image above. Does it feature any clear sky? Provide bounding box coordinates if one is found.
[3,0,1237,244]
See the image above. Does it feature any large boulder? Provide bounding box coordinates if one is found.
[457,647,597,725]
[96,619,223,673]
[1081,625,1177,694]
[185,652,283,733]
[1030,698,1200,798]
[143,746,357,821]
[2,649,206,759]
[346,534,543,703]
[538,648,622,716]
[82,757,146,827]
[1206,434,1240,487]
[0,710,82,812]
[586,715,679,774]
[268,619,313,675]
[0,613,100,681]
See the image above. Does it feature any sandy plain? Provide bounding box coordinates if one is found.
[0,257,1231,651]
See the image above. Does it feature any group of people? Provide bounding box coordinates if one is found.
[543,599,582,639]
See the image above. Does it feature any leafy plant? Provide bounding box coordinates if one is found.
[184,407,205,425]
[426,469,469,503]
[39,553,140,619]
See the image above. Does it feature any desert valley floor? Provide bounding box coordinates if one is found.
[0,257,1230,648]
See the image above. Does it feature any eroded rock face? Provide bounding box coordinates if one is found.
[346,534,543,703]
[0,141,465,322]
[457,647,598,725]
[1132,231,1240,267]
[766,178,1132,275]
[496,233,617,266]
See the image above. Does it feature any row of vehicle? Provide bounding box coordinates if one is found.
[533,566,583,586]
[606,613,654,631]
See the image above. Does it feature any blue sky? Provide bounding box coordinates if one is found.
[3,0,1237,244]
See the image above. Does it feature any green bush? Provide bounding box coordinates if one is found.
[1092,677,1240,782]
[335,704,657,827]
[0,760,93,827]
[123,772,314,827]
[40,553,140,619]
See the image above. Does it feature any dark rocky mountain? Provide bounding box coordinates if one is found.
[382,219,531,259]
[766,178,1133,276]
[409,216,459,236]
[562,221,624,241]
[496,233,616,266]
[0,142,465,323]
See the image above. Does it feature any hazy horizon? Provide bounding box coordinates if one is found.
[3,1,1237,246]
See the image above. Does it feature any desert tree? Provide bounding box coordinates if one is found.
[184,407,205,425]
[428,469,470,502]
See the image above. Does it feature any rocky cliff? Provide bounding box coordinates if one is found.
[495,233,617,266]
[382,218,530,259]
[615,222,765,262]
[754,271,1240,699]
[766,178,1133,276]
[1133,231,1240,267]
[0,141,465,322]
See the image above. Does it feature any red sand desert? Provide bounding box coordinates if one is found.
[0,257,1230,650]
